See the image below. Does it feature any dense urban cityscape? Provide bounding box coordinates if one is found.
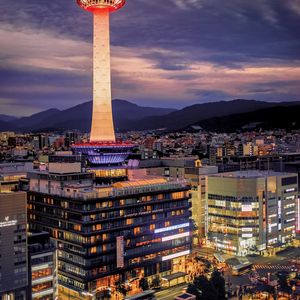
[1,0,300,300]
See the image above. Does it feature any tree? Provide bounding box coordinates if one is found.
[187,282,202,299]
[115,280,128,297]
[139,277,149,291]
[211,270,226,300]
[277,272,291,294]
[187,275,218,300]
[151,276,161,288]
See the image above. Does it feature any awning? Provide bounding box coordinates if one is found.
[214,253,225,263]
[162,272,187,281]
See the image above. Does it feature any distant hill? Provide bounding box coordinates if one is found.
[0,114,17,122]
[127,99,300,131]
[16,108,61,128]
[1,99,300,133]
[191,105,300,132]
[0,120,17,131]
[0,99,177,132]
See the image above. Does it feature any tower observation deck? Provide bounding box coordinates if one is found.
[73,0,133,167]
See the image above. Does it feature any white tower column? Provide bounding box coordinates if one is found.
[90,8,116,142]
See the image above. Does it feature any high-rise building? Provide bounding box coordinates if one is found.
[207,171,298,256]
[0,192,28,300]
[27,164,191,299]
[28,232,57,300]
[129,158,218,245]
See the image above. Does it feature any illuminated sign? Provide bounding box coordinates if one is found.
[241,228,253,232]
[242,205,252,212]
[0,216,17,228]
[297,197,300,233]
[162,250,190,261]
[116,236,124,268]
[162,232,190,242]
[136,238,161,247]
[285,188,296,193]
[242,233,253,238]
[154,222,189,233]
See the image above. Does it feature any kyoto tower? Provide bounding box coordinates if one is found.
[73,0,132,172]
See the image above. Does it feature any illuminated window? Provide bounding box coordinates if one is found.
[134,227,141,235]
[126,219,133,225]
[32,268,52,280]
[150,224,155,231]
[172,192,184,199]
[90,247,97,254]
[74,224,81,231]
[32,281,53,292]
[93,224,102,231]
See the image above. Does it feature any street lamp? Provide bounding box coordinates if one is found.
[292,285,296,299]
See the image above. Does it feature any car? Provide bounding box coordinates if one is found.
[276,270,290,277]
[291,265,298,272]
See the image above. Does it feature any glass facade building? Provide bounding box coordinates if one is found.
[0,192,28,300]
[28,232,56,300]
[27,169,191,298]
[207,171,298,256]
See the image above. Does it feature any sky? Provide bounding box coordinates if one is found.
[0,0,300,116]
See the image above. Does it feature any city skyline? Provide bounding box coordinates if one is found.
[0,0,300,116]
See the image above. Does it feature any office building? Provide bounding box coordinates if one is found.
[207,171,298,256]
[0,192,28,300]
[27,163,192,299]
[28,232,57,300]
[130,158,217,244]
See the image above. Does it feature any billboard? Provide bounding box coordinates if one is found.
[116,236,124,268]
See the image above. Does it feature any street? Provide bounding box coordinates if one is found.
[155,247,300,300]
[155,284,187,300]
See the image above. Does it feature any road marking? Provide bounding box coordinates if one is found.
[253,264,291,270]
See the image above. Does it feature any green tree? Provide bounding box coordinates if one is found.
[277,273,291,293]
[211,270,226,300]
[139,277,149,291]
[115,280,128,297]
[187,275,218,300]
[151,276,161,288]
[187,282,202,299]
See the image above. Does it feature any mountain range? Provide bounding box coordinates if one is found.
[0,99,299,133]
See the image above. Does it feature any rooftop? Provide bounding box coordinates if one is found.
[210,170,296,179]
[29,174,189,200]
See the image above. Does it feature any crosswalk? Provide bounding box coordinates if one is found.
[253,264,291,270]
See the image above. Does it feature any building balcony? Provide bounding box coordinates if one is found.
[31,275,54,286]
[32,287,54,299]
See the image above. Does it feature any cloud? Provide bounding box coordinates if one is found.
[0,23,91,73]
[0,0,300,115]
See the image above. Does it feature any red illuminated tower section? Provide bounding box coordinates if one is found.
[74,0,133,170]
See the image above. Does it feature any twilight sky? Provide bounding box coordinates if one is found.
[0,0,300,116]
